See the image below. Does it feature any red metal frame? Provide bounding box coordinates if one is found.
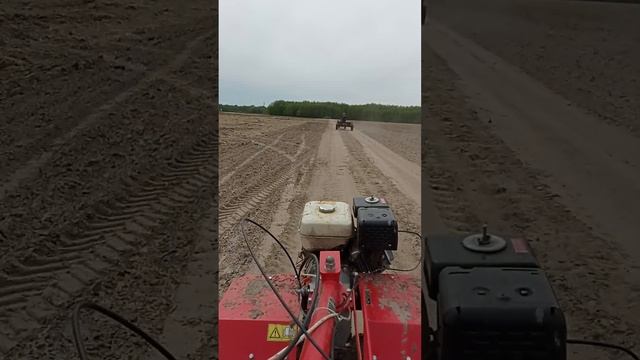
[299,251,348,360]
[219,251,422,359]
[219,274,300,359]
[359,274,422,360]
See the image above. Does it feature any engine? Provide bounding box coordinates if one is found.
[349,196,398,272]
[298,195,399,273]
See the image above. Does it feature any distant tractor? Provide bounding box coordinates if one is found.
[336,113,354,131]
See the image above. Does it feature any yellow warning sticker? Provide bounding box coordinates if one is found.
[267,323,297,342]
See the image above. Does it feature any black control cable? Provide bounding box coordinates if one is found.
[567,338,639,360]
[269,252,322,360]
[388,230,424,272]
[290,255,322,360]
[71,302,176,360]
[240,218,332,360]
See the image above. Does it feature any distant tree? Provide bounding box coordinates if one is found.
[220,104,267,114]
[221,100,420,123]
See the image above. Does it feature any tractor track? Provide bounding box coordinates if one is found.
[218,119,323,291]
[219,133,289,186]
[139,199,218,360]
[424,136,481,233]
[219,133,306,227]
[219,156,308,238]
[261,158,314,276]
[219,159,303,232]
[0,135,216,355]
[0,0,217,357]
[0,27,213,195]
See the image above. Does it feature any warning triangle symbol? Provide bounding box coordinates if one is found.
[269,327,281,339]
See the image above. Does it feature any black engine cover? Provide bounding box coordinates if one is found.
[437,267,566,360]
[425,233,539,299]
[356,207,398,251]
[348,197,398,272]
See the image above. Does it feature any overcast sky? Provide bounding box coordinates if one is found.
[220,0,420,106]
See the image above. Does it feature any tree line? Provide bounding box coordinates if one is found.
[219,104,267,114]
[220,100,420,124]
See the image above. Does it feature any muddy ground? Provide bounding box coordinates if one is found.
[218,113,421,296]
[428,0,640,137]
[424,0,639,358]
[355,121,421,166]
[0,0,217,359]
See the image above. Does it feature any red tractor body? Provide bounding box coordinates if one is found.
[219,250,421,359]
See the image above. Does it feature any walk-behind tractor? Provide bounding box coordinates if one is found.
[218,196,640,360]
[219,196,422,359]
[336,118,353,131]
[67,198,639,360]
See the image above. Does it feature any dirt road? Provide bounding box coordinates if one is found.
[0,1,217,358]
[424,0,639,357]
[219,114,422,296]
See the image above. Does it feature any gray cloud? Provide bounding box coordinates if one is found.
[220,0,420,106]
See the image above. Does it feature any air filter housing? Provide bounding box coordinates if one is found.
[437,267,567,360]
[349,196,398,272]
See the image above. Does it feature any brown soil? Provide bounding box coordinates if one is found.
[0,0,217,358]
[354,121,421,166]
[218,113,422,296]
[428,0,640,137]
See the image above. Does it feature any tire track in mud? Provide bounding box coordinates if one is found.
[139,201,218,360]
[260,152,315,276]
[424,133,481,233]
[306,123,357,203]
[0,134,216,355]
[218,159,311,292]
[219,157,306,237]
[218,124,315,237]
[219,141,267,175]
[0,29,213,202]
[219,133,288,185]
[218,119,323,292]
[158,76,217,107]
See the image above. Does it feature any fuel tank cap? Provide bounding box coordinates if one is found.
[462,225,507,253]
[364,196,379,204]
[319,204,336,213]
